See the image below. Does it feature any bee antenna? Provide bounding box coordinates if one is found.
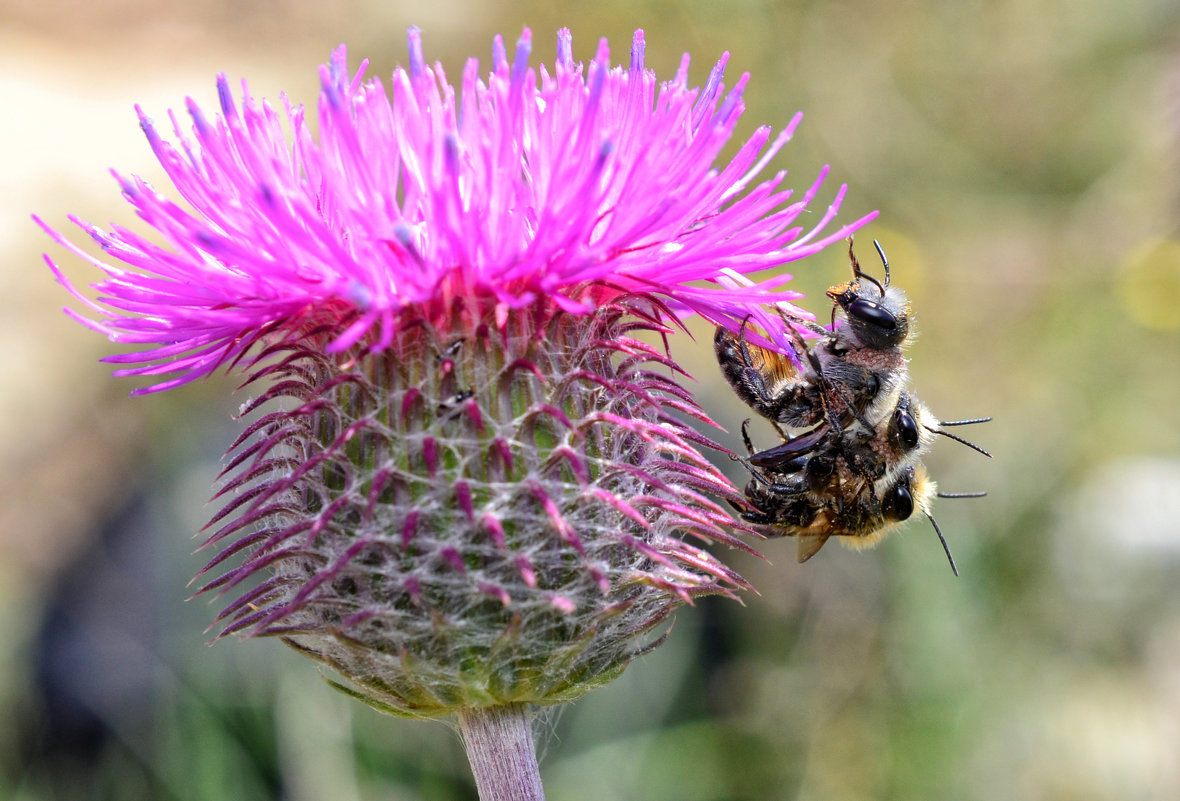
[925,425,993,458]
[848,237,886,295]
[941,416,992,427]
[872,239,891,288]
[937,491,988,499]
[924,512,959,577]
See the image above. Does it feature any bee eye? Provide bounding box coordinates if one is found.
[884,481,914,521]
[864,372,880,398]
[895,408,920,451]
[847,299,898,330]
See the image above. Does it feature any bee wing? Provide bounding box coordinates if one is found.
[796,531,831,563]
[748,424,830,470]
[754,341,804,388]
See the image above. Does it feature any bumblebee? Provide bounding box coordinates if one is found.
[742,459,942,567]
[717,236,991,572]
[713,238,913,438]
[736,392,991,574]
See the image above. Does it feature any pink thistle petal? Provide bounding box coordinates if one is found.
[41,28,873,392]
[516,555,538,588]
[546,446,590,485]
[400,387,424,423]
[529,482,585,555]
[422,436,439,478]
[401,510,421,550]
[463,399,484,432]
[549,595,576,614]
[481,514,507,549]
[479,583,513,607]
[454,481,475,523]
[441,547,466,573]
[404,576,422,602]
[584,489,651,530]
[489,437,515,476]
[254,539,374,630]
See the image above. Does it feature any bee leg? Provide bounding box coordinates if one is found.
[741,509,777,527]
[726,496,753,515]
[714,322,789,421]
[827,380,877,433]
[772,304,829,340]
[776,320,849,440]
[741,418,757,456]
[779,292,878,441]
[783,321,853,433]
[771,420,791,441]
[736,314,757,366]
[745,467,773,488]
[790,326,857,440]
[754,476,811,500]
[792,347,880,479]
[715,314,832,429]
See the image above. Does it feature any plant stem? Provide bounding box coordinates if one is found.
[457,704,546,801]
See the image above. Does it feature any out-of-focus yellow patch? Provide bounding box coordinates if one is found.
[1119,238,1180,331]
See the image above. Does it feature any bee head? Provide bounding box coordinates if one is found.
[886,393,937,458]
[881,470,916,522]
[881,464,958,571]
[827,238,912,351]
[881,463,936,523]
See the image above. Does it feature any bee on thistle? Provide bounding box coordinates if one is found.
[737,391,991,572]
[717,240,991,572]
[714,238,914,441]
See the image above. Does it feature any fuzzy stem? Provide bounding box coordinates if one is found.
[457,704,546,801]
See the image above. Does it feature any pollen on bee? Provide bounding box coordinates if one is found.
[826,280,857,297]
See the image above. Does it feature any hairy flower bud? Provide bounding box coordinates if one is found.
[198,294,749,715]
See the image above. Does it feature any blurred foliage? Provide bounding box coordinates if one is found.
[4,0,1180,799]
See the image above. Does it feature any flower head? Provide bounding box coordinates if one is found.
[39,27,871,393]
[39,28,873,716]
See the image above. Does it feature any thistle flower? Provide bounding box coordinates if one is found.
[39,25,873,798]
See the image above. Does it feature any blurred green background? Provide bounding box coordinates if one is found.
[4,0,1180,798]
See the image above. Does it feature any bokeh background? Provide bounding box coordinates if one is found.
[4,0,1180,799]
